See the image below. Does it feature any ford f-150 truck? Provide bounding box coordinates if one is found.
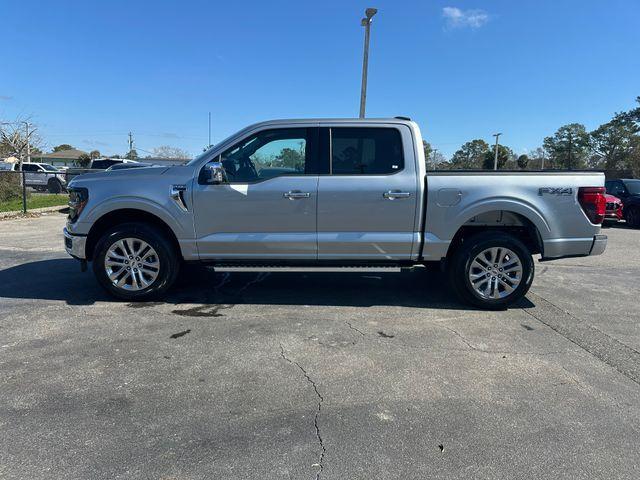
[64,118,608,309]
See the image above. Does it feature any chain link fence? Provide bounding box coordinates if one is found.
[0,168,96,215]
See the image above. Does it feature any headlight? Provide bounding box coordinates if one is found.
[68,187,88,222]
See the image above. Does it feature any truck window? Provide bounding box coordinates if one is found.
[219,128,312,183]
[91,159,120,170]
[21,164,39,172]
[330,127,404,175]
[608,181,627,197]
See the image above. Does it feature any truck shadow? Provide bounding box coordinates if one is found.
[0,259,534,310]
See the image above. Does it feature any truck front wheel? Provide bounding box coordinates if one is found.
[625,207,640,228]
[448,231,534,310]
[92,223,180,300]
[47,178,63,194]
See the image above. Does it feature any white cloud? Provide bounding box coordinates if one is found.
[442,7,490,29]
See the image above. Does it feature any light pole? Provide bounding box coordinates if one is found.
[492,132,502,170]
[359,7,377,118]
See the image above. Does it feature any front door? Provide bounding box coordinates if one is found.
[21,163,43,186]
[317,126,419,260]
[193,127,321,260]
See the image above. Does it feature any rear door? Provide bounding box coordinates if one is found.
[21,163,43,186]
[317,125,419,260]
[193,127,323,260]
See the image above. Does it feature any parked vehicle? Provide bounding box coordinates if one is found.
[605,179,640,228]
[105,162,154,171]
[64,118,608,309]
[1,161,67,193]
[65,158,139,182]
[603,194,624,222]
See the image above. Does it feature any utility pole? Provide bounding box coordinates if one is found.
[567,131,573,170]
[359,7,378,118]
[492,133,502,170]
[540,152,545,170]
[128,131,134,159]
[431,148,438,170]
[208,112,212,149]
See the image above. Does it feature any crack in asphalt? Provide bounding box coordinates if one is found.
[523,292,640,386]
[235,272,270,296]
[441,325,478,351]
[279,345,326,480]
[345,321,366,337]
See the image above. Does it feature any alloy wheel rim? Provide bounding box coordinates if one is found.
[104,238,160,291]
[468,247,523,300]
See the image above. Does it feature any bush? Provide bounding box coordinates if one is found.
[0,172,29,202]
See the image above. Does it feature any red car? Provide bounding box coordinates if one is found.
[604,194,623,222]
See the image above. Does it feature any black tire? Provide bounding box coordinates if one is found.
[625,207,640,229]
[448,231,534,310]
[92,223,180,301]
[47,178,62,194]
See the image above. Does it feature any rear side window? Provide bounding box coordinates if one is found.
[331,127,404,175]
[92,159,123,169]
[22,164,39,172]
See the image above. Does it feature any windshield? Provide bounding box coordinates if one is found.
[623,180,640,195]
[40,164,59,171]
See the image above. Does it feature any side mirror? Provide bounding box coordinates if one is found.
[200,161,227,185]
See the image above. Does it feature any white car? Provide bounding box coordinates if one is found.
[1,162,67,193]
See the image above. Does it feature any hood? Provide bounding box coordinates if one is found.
[68,165,170,187]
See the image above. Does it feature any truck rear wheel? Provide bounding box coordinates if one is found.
[448,231,534,310]
[48,178,63,194]
[92,223,180,300]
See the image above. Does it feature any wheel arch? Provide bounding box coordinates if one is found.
[445,209,545,260]
[85,208,182,262]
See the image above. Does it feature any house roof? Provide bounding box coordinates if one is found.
[35,149,88,159]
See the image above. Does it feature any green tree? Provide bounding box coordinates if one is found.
[89,150,101,159]
[543,123,591,170]
[77,153,91,168]
[422,140,433,167]
[53,144,74,152]
[516,154,529,170]
[125,149,138,160]
[274,148,304,170]
[482,144,514,170]
[450,139,489,169]
[590,97,640,171]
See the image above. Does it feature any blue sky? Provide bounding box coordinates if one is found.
[1,0,639,158]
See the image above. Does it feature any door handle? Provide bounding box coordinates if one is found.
[383,190,412,200]
[284,190,311,200]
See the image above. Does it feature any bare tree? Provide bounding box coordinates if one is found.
[150,145,191,160]
[0,116,44,163]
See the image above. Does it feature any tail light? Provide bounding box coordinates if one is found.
[578,187,606,224]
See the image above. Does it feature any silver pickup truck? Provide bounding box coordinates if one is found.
[64,118,607,309]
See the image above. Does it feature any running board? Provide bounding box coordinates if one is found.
[214,265,409,273]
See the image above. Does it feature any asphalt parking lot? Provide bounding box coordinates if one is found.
[1,213,639,479]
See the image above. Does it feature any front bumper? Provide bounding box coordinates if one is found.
[63,227,87,259]
[589,234,607,256]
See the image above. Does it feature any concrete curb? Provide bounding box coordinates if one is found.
[0,205,68,219]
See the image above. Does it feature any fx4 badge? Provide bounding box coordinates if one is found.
[538,187,573,196]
